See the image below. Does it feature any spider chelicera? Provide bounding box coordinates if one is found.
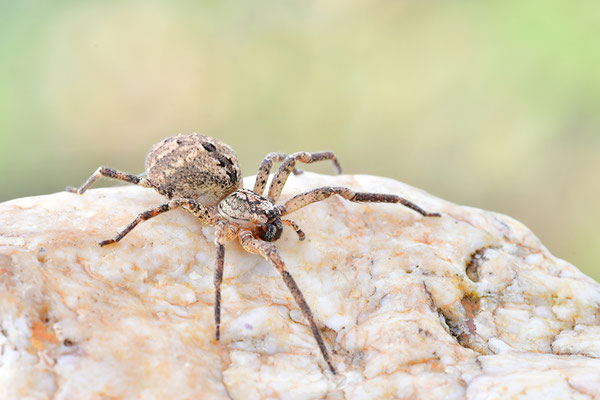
[67,134,441,374]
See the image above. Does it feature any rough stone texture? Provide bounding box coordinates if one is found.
[0,173,599,400]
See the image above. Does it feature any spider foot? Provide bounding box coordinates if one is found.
[65,186,80,194]
[326,361,337,375]
[99,239,116,247]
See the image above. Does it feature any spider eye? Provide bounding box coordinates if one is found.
[259,219,283,242]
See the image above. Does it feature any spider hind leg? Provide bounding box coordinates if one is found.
[67,166,154,194]
[99,198,216,247]
[98,200,181,246]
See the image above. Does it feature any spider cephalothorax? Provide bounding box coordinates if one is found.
[67,133,441,375]
[218,189,290,242]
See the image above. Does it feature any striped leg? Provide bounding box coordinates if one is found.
[238,229,336,374]
[213,220,237,341]
[99,198,216,246]
[279,186,441,217]
[267,152,342,201]
[253,153,305,195]
[67,166,154,194]
[253,153,287,195]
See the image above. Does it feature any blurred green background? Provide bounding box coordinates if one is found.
[0,1,598,281]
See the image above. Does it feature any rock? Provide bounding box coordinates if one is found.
[0,173,599,399]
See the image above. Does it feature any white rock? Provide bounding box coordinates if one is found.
[0,173,599,399]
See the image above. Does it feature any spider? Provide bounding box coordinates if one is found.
[67,134,441,375]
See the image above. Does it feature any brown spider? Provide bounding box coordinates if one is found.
[67,134,441,375]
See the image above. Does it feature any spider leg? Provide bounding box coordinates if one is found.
[253,153,302,195]
[100,198,216,246]
[282,219,306,241]
[214,238,225,341]
[213,221,237,341]
[180,199,219,226]
[67,166,154,194]
[267,152,342,201]
[279,186,442,217]
[238,230,336,374]
[99,200,182,246]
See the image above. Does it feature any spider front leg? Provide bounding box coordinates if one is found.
[279,186,441,217]
[66,166,154,194]
[238,230,336,375]
[267,152,342,201]
[213,221,237,341]
[214,242,225,341]
[253,153,303,195]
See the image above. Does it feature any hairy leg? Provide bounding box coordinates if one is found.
[254,153,287,195]
[214,241,225,341]
[238,229,336,374]
[253,153,307,195]
[67,166,154,194]
[279,186,441,217]
[213,221,237,341]
[181,199,219,226]
[267,152,342,201]
[100,198,216,246]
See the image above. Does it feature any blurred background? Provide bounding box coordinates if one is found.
[0,1,598,281]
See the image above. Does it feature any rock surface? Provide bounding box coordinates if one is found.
[1,173,599,400]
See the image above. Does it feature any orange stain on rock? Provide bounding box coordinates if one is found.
[31,320,59,351]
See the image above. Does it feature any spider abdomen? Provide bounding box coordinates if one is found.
[145,134,242,205]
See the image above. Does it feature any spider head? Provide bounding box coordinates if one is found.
[218,189,284,242]
[257,218,283,242]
